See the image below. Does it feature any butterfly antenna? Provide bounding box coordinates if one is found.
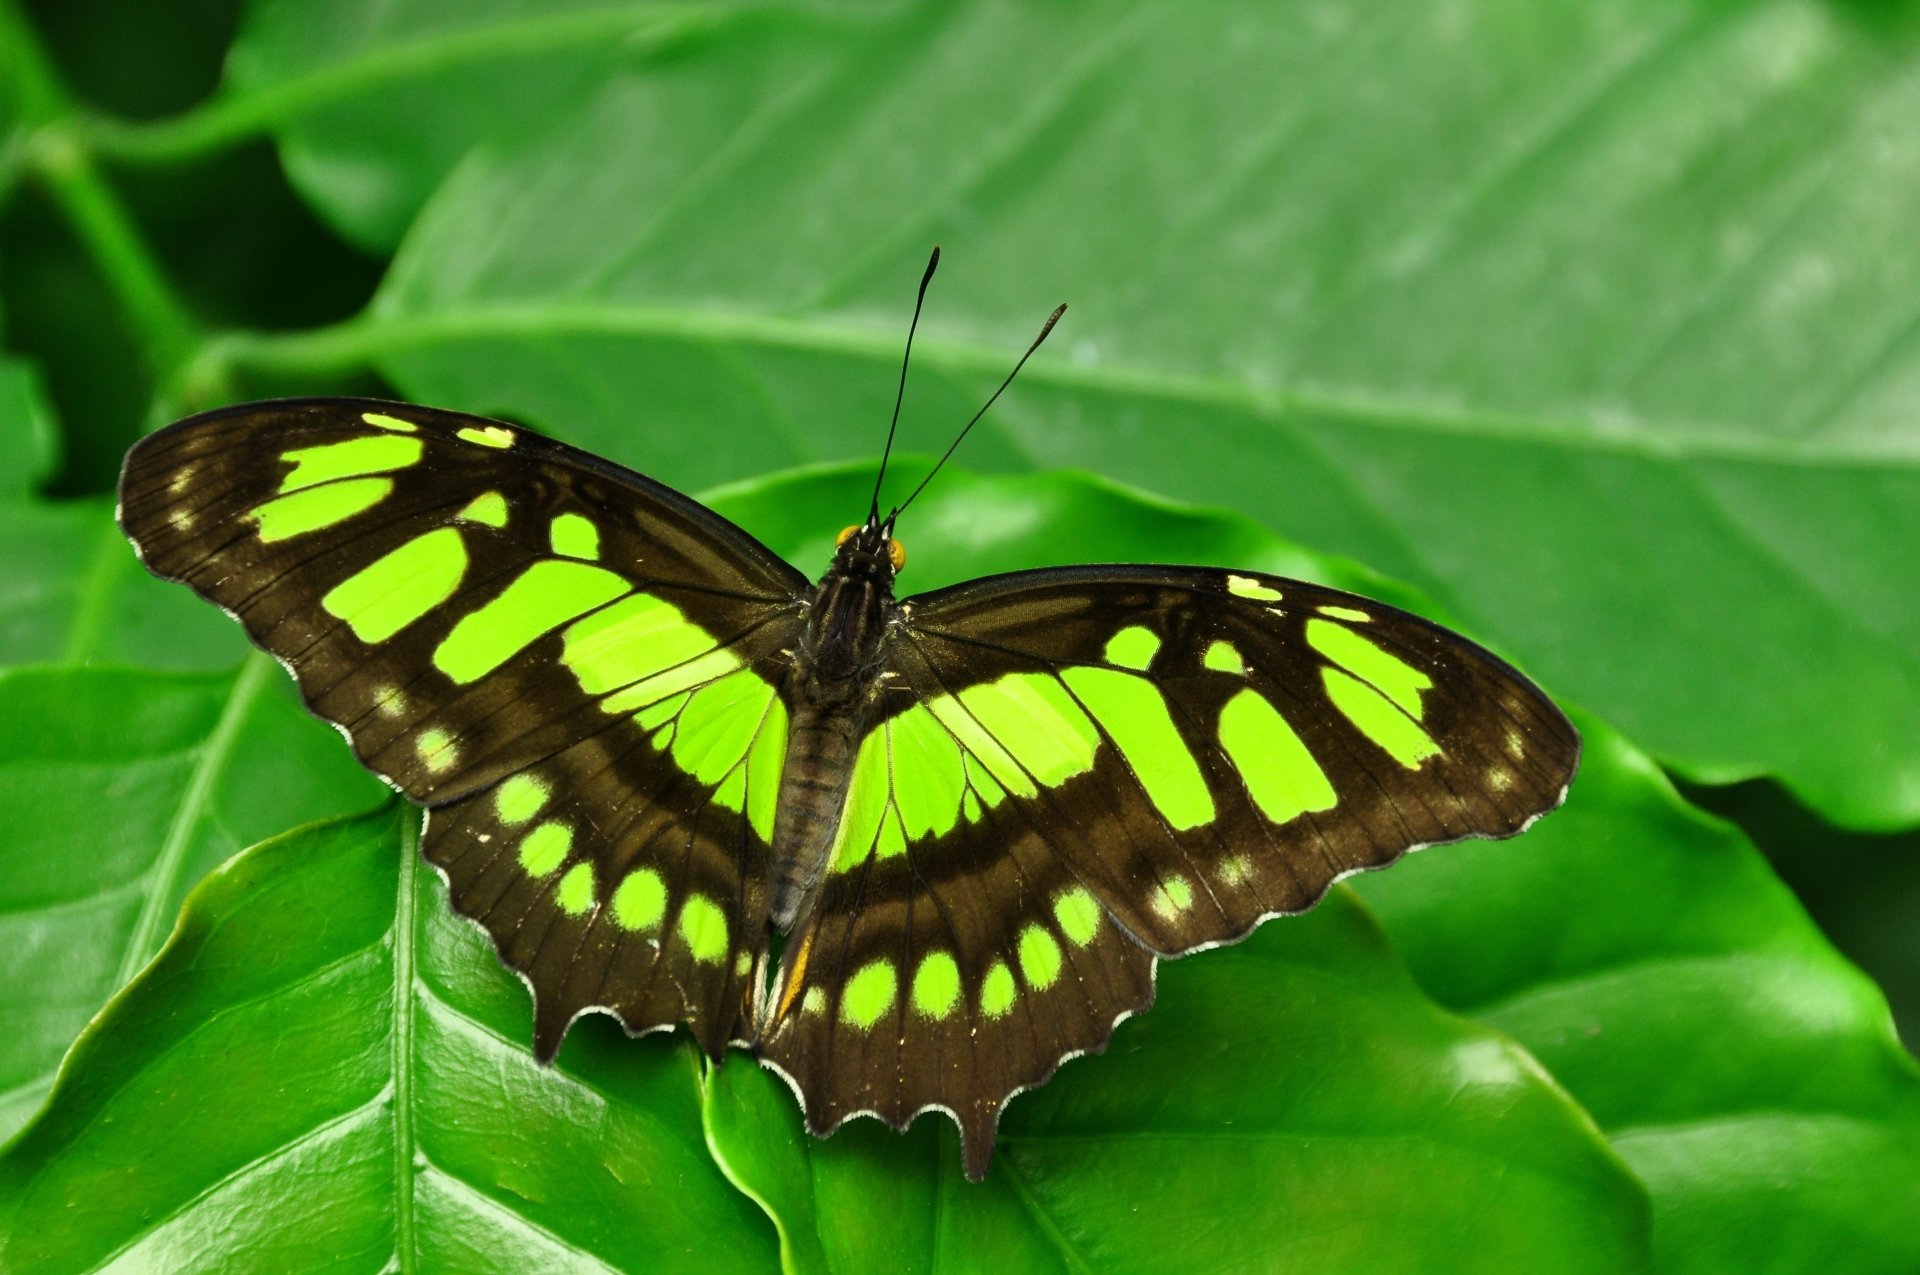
[889,301,1067,523]
[870,246,942,525]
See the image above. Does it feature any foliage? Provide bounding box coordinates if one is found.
[1,1,1916,1271]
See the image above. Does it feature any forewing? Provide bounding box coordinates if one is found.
[756,564,1577,1176]
[118,398,807,1055]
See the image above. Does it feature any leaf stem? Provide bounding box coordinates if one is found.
[63,518,133,665]
[114,651,273,987]
[78,5,733,167]
[206,316,386,381]
[390,813,421,1272]
[1,0,203,385]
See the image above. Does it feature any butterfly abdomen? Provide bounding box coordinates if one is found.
[768,707,863,931]
[767,561,897,931]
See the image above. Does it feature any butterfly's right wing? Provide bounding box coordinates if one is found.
[753,564,1578,1178]
[119,397,810,1057]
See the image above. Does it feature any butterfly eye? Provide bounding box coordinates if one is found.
[836,525,860,547]
[888,538,907,572]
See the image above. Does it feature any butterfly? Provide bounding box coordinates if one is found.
[117,263,1578,1181]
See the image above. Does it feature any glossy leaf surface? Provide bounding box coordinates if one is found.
[1355,721,1920,1275]
[0,666,383,1141]
[0,808,778,1273]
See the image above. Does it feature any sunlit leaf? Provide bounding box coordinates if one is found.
[0,666,383,1141]
[0,808,779,1272]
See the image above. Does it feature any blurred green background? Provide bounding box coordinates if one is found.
[1,1,1917,1271]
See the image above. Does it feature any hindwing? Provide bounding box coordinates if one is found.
[756,565,1578,1178]
[118,398,808,1055]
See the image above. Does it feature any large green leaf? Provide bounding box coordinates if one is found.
[211,0,1920,830]
[157,0,883,253]
[1354,720,1920,1275]
[0,807,779,1272]
[0,666,384,1142]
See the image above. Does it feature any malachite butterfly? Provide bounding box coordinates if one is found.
[118,287,1577,1181]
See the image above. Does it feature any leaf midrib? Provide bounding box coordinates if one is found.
[1460,947,1853,1023]
[1610,1107,1920,1144]
[390,817,420,1273]
[110,652,273,989]
[262,303,1920,469]
[998,1154,1097,1275]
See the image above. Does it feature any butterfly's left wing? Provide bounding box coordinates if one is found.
[118,398,810,1059]
[752,565,1578,1179]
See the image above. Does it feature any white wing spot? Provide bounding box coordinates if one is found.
[1150,875,1195,920]
[1218,855,1253,886]
[1488,767,1514,792]
[415,729,458,775]
[1505,730,1524,757]
[168,509,194,532]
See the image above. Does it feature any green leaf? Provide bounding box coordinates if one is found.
[704,892,1651,1274]
[0,370,147,669]
[0,358,56,495]
[1354,718,1920,1275]
[245,0,1920,830]
[153,0,876,252]
[0,370,233,669]
[0,806,779,1272]
[0,497,246,669]
[0,665,385,1142]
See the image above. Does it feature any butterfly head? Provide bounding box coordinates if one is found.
[834,517,907,581]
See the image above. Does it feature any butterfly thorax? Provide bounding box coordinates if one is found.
[766,529,901,930]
